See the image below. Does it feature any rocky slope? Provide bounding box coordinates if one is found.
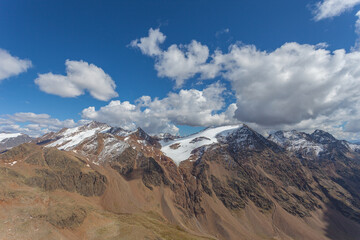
[0,133,32,152]
[1,122,360,240]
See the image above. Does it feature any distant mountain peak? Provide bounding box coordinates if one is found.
[80,121,110,129]
[44,122,111,151]
[0,132,33,151]
[269,128,359,158]
[310,129,337,144]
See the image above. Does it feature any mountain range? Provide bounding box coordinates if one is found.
[1,121,360,240]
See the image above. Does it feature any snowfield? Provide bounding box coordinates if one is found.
[46,124,111,150]
[0,133,22,142]
[160,125,243,165]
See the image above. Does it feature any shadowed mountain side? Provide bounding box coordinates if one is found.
[324,204,360,240]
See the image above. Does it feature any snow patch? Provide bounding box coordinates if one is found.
[5,161,17,166]
[98,136,129,162]
[269,130,324,156]
[161,125,243,165]
[348,143,360,152]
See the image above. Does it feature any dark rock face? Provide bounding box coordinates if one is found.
[221,125,282,153]
[180,144,276,214]
[310,129,337,144]
[106,126,130,136]
[211,175,246,209]
[27,167,107,197]
[110,147,137,177]
[141,157,170,190]
[190,137,211,144]
[191,161,212,196]
[267,129,360,221]
[109,147,171,190]
[228,178,273,211]
[135,128,162,148]
[153,133,180,143]
[22,147,107,197]
[189,138,323,218]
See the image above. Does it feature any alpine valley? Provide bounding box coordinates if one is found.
[1,121,360,240]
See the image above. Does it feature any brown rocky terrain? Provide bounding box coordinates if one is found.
[1,122,360,240]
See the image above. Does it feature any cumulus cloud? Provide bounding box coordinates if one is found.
[313,0,360,20]
[155,41,214,87]
[130,29,216,87]
[0,49,32,82]
[131,28,360,139]
[81,83,238,135]
[215,43,360,127]
[35,60,118,101]
[130,28,166,56]
[0,112,79,137]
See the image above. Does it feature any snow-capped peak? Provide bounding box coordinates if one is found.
[310,129,337,144]
[106,126,132,136]
[0,133,23,142]
[0,133,33,151]
[46,121,111,150]
[160,124,243,165]
[268,130,324,157]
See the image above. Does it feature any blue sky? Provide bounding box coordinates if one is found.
[1,0,360,139]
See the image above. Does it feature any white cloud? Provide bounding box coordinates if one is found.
[131,28,360,139]
[130,29,215,87]
[353,10,360,50]
[81,83,238,135]
[35,60,118,101]
[130,28,166,56]
[313,0,360,20]
[0,112,79,137]
[8,112,76,129]
[0,49,32,82]
[155,40,213,87]
[215,43,360,127]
